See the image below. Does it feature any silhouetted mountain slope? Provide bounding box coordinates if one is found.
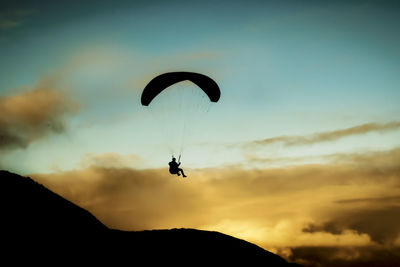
[1,170,301,266]
[1,170,107,233]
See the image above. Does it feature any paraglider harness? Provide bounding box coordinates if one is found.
[169,155,181,175]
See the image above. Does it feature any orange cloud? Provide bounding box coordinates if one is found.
[252,122,400,147]
[29,148,400,265]
[31,148,400,247]
[80,152,145,169]
[0,75,79,150]
[288,246,400,267]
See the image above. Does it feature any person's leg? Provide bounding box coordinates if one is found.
[179,168,187,177]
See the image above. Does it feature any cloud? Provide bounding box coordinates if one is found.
[33,167,208,230]
[251,122,400,147]
[80,152,146,169]
[0,9,35,30]
[30,148,400,266]
[335,196,400,205]
[0,75,79,150]
[289,246,400,267]
[303,205,400,246]
[31,148,400,230]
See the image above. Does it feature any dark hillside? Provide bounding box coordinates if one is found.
[0,170,300,266]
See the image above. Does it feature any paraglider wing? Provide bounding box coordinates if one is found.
[141,72,220,106]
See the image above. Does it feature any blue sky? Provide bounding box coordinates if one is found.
[1,0,400,173]
[2,2,400,265]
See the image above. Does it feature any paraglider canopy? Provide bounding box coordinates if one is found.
[141,72,220,106]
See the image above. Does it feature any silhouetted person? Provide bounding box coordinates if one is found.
[169,157,187,177]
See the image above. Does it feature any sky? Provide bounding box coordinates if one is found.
[1,1,400,266]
